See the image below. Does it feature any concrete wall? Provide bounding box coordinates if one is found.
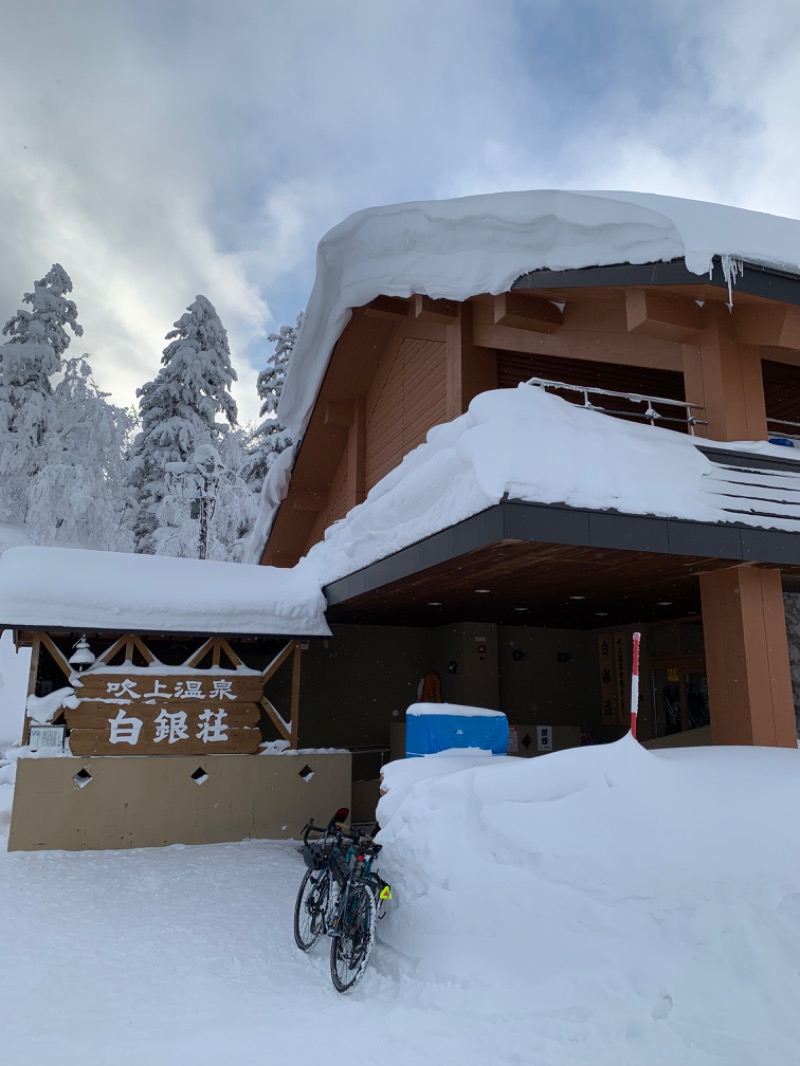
[298,624,433,749]
[498,625,600,736]
[301,621,627,756]
[8,752,351,851]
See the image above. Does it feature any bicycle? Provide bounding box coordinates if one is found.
[293,807,348,952]
[294,810,391,993]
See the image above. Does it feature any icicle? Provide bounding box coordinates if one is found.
[719,254,744,310]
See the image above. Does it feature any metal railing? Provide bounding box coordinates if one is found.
[766,416,800,443]
[525,376,708,436]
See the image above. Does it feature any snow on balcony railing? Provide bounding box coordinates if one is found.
[766,417,800,445]
[525,377,708,436]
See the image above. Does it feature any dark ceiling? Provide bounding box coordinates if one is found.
[324,539,740,629]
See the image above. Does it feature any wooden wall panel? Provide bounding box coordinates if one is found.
[308,450,349,549]
[365,337,447,490]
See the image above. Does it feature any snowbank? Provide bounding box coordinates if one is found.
[0,522,31,555]
[0,545,330,637]
[299,385,800,586]
[0,630,29,750]
[376,737,800,1063]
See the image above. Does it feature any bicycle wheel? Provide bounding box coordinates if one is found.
[329,882,377,993]
[294,868,331,951]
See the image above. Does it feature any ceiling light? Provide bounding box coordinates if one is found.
[427,601,442,606]
[569,595,586,601]
[514,607,529,612]
[475,588,491,594]
[657,601,673,606]
[595,612,608,617]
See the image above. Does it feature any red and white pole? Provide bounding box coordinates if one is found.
[630,631,641,739]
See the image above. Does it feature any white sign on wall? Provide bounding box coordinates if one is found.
[536,725,553,752]
[28,725,66,752]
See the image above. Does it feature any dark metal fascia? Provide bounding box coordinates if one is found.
[322,498,800,606]
[511,257,800,307]
[697,444,800,474]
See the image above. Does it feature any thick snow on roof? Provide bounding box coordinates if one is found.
[299,385,800,587]
[247,189,800,562]
[278,189,800,443]
[0,546,330,636]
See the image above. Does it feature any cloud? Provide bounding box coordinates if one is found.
[2,0,800,428]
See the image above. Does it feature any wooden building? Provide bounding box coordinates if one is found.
[253,191,800,764]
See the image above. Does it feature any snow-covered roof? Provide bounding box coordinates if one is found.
[298,386,800,588]
[248,189,800,563]
[0,546,330,637]
[278,189,800,443]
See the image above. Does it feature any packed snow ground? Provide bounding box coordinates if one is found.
[2,617,800,1063]
[2,700,800,1063]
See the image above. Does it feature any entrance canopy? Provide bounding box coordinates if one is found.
[294,386,800,624]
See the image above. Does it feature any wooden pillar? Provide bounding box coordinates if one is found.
[21,635,41,745]
[446,302,497,419]
[699,566,796,747]
[346,396,366,511]
[289,643,302,749]
[690,303,767,441]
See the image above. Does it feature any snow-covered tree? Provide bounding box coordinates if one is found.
[25,355,136,550]
[129,295,239,555]
[150,436,258,561]
[243,312,302,491]
[0,265,84,528]
[3,263,81,347]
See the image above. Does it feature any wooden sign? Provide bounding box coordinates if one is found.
[67,670,263,756]
[72,673,264,703]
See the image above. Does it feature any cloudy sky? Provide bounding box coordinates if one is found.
[1,0,798,423]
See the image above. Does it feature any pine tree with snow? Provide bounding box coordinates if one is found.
[0,265,84,528]
[128,295,239,555]
[26,355,136,551]
[243,312,302,492]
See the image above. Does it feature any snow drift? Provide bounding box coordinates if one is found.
[377,738,800,1064]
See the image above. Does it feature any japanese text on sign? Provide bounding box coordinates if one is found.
[105,679,237,701]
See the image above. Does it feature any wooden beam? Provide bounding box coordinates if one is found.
[446,302,497,418]
[261,640,297,685]
[493,292,563,334]
[625,289,703,342]
[412,294,458,324]
[290,643,302,749]
[130,634,155,664]
[217,638,244,669]
[39,633,74,681]
[184,637,215,669]
[734,304,800,350]
[362,296,410,321]
[324,400,355,427]
[472,294,685,369]
[292,489,327,513]
[95,635,129,666]
[259,696,291,743]
[22,636,41,745]
[346,396,366,510]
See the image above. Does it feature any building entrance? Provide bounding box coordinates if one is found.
[648,619,710,738]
